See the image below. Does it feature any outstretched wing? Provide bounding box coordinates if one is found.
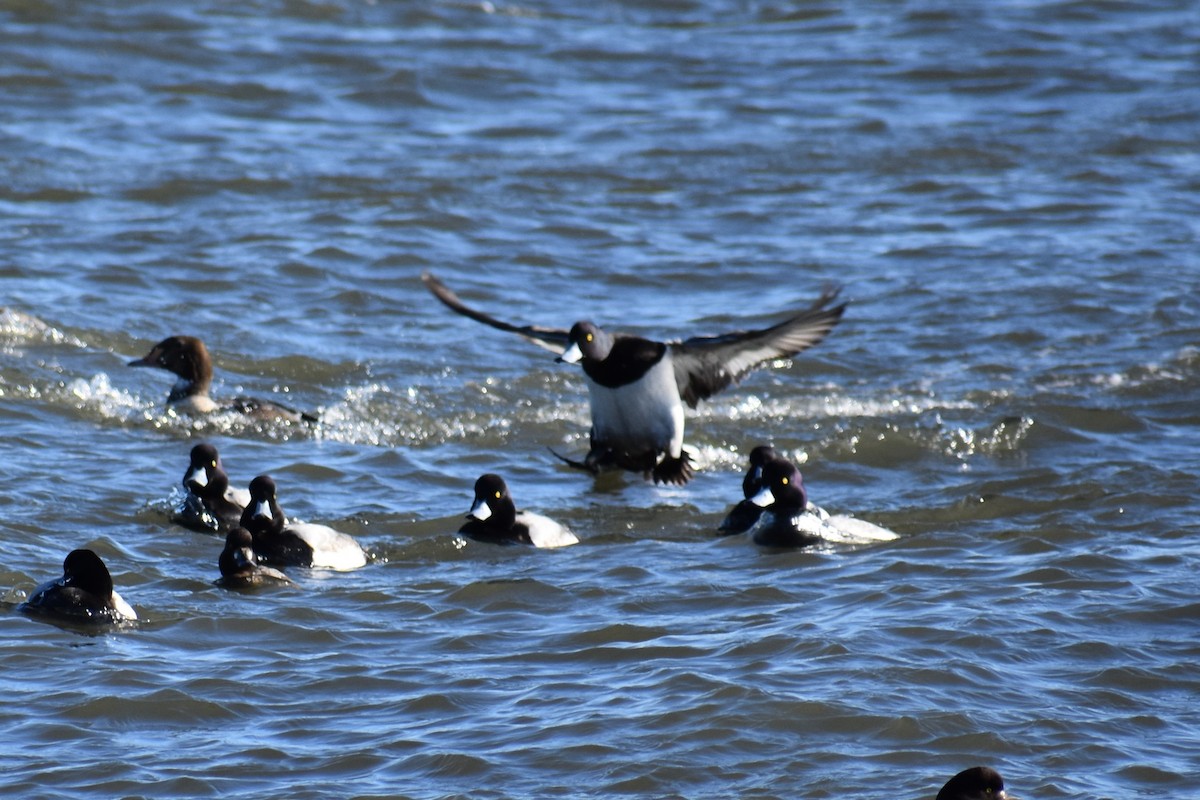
[670,287,846,408]
[421,271,570,354]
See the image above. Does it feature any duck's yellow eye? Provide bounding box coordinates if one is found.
[495,490,502,499]
[781,477,789,485]
[586,333,593,342]
[210,460,217,468]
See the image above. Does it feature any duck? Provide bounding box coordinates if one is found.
[239,475,367,570]
[717,444,779,534]
[936,766,1009,800]
[18,549,137,624]
[217,527,295,587]
[175,442,249,533]
[422,271,845,485]
[128,335,318,423]
[459,473,579,548]
[747,458,899,548]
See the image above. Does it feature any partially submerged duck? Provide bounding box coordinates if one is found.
[459,473,579,548]
[175,442,249,533]
[747,459,899,549]
[217,527,295,587]
[18,549,137,625]
[239,475,367,570]
[717,444,779,534]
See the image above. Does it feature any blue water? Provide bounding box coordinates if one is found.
[2,2,1199,798]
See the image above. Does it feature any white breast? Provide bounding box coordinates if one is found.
[169,387,218,414]
[586,357,684,458]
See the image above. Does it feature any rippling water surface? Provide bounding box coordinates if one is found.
[2,1,1199,798]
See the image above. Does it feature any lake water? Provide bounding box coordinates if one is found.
[1,2,1198,798]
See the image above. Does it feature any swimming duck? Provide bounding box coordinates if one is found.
[422,271,844,485]
[239,475,367,570]
[176,442,249,533]
[936,766,1009,800]
[128,335,317,423]
[717,444,779,534]
[460,473,579,548]
[18,549,137,624]
[748,458,899,548]
[217,527,295,587]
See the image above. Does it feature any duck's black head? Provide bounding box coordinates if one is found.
[750,458,807,511]
[184,443,226,493]
[558,321,614,363]
[468,473,516,528]
[241,474,285,534]
[936,766,1008,800]
[62,549,115,600]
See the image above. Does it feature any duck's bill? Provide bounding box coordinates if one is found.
[468,498,492,521]
[750,486,775,508]
[556,342,583,364]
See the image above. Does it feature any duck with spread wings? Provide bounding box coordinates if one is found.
[421,271,847,485]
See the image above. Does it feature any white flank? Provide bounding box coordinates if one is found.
[110,590,138,621]
[520,512,580,549]
[288,523,367,570]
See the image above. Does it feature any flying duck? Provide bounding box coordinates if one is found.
[422,271,845,485]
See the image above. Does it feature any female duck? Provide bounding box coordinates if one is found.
[128,335,317,423]
[239,475,367,570]
[217,527,295,587]
[19,549,137,624]
[460,474,579,548]
[748,459,899,548]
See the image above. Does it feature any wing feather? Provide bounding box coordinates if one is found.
[670,287,846,408]
[421,271,569,354]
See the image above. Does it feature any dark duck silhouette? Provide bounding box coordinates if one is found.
[936,766,1010,800]
[217,527,295,587]
[175,442,249,533]
[19,549,137,625]
[718,444,780,534]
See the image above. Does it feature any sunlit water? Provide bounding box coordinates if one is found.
[1,2,1199,798]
